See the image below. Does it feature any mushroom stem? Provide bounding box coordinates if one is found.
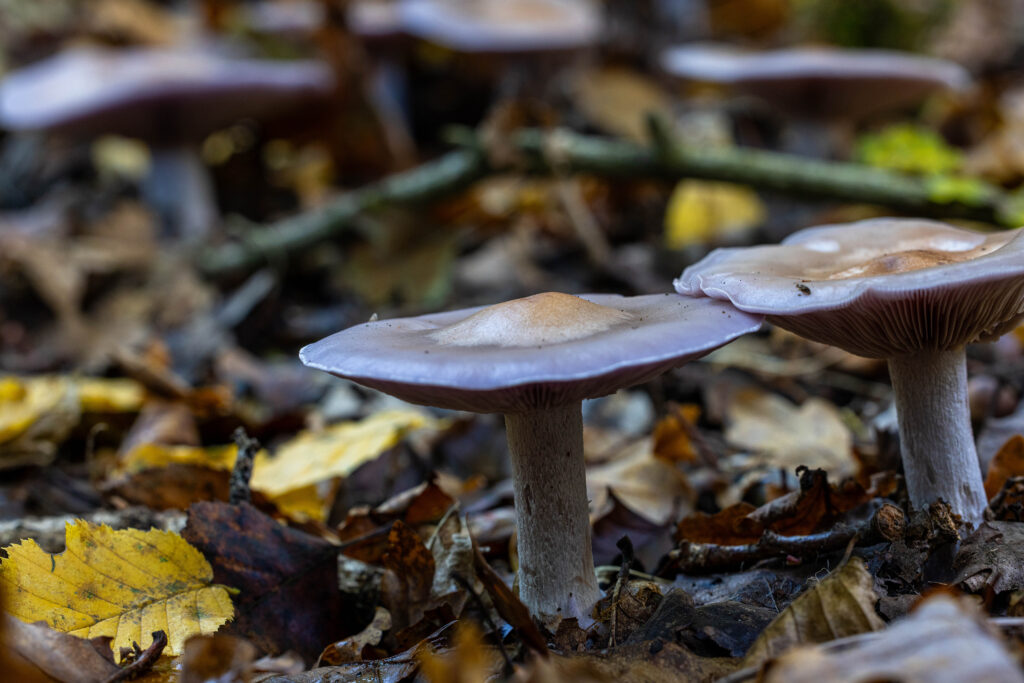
[145,146,217,242]
[505,403,601,622]
[888,349,987,526]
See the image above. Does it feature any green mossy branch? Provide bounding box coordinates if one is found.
[198,127,1016,278]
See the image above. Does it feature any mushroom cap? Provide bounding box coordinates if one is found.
[349,0,406,41]
[660,44,970,121]
[0,46,334,141]
[674,218,1024,358]
[300,292,761,413]
[400,0,601,54]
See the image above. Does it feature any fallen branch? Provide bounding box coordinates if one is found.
[669,503,905,574]
[198,127,1015,278]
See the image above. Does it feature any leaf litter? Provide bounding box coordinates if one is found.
[2,2,1024,681]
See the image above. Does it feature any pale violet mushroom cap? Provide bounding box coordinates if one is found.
[300,292,762,413]
[674,218,1024,358]
[660,44,970,120]
[399,0,601,54]
[0,46,334,141]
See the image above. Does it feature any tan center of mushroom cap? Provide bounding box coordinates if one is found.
[429,292,635,348]
[470,0,570,23]
[800,235,1013,282]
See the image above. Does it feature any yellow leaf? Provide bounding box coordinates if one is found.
[1,522,233,659]
[75,377,146,413]
[117,443,238,475]
[1015,322,1024,346]
[0,376,78,444]
[250,409,441,521]
[664,180,764,250]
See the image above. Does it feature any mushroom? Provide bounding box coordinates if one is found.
[660,44,970,156]
[300,292,761,621]
[400,0,601,100]
[0,46,333,239]
[674,218,1024,526]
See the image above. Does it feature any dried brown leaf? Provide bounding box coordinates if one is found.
[743,557,884,667]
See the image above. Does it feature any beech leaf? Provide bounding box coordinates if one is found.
[0,521,234,659]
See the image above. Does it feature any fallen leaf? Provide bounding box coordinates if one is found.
[251,409,441,521]
[763,595,1021,683]
[676,468,889,545]
[954,521,1024,594]
[261,622,456,683]
[472,540,547,656]
[182,502,353,663]
[572,67,674,142]
[743,557,884,667]
[0,375,80,467]
[180,633,258,683]
[651,403,701,463]
[521,640,734,683]
[725,389,856,479]
[417,620,505,683]
[3,613,118,683]
[75,377,146,413]
[587,439,694,527]
[380,520,437,631]
[319,607,392,665]
[1,521,234,659]
[984,435,1024,499]
[664,180,764,250]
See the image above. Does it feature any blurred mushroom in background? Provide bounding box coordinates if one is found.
[0,45,333,240]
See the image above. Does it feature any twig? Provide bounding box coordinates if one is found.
[198,149,487,277]
[230,427,259,505]
[670,503,905,574]
[608,536,635,647]
[105,631,167,683]
[451,573,513,676]
[198,128,1015,279]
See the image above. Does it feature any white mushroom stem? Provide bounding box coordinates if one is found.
[888,349,987,527]
[144,146,217,242]
[505,403,601,622]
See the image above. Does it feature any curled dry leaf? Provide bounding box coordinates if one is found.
[954,521,1024,594]
[763,595,1022,683]
[2,613,118,683]
[984,435,1024,500]
[319,607,392,666]
[743,557,884,668]
[0,521,234,659]
[724,389,856,480]
[677,468,896,545]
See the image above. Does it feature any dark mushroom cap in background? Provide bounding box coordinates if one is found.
[300,292,761,413]
[0,46,334,142]
[660,44,970,121]
[400,0,601,55]
[675,218,1024,358]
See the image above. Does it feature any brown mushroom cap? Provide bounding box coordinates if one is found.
[674,218,1024,358]
[399,0,601,54]
[300,292,762,413]
[0,46,334,142]
[660,44,970,121]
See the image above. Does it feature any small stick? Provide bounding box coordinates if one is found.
[608,536,635,647]
[230,427,259,505]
